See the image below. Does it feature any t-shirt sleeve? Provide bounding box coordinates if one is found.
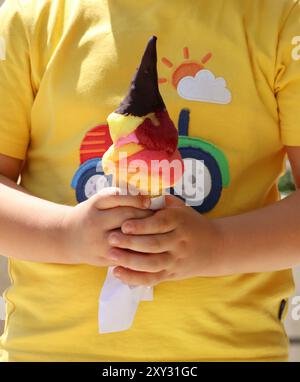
[0,0,34,160]
[275,0,300,146]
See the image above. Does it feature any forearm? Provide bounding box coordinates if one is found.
[215,190,300,275]
[0,175,71,263]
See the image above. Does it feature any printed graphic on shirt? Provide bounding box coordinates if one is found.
[174,109,230,213]
[71,45,231,212]
[158,47,231,212]
[0,37,6,61]
[71,125,113,203]
[71,110,230,213]
[159,47,232,104]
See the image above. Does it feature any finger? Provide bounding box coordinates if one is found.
[113,267,167,287]
[121,209,178,235]
[107,248,172,272]
[165,194,186,208]
[101,207,153,230]
[83,256,116,268]
[108,231,174,253]
[90,188,151,210]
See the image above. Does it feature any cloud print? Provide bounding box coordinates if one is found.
[177,69,232,105]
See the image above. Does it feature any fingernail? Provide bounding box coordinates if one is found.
[109,234,120,245]
[143,198,151,208]
[123,223,133,234]
[108,250,119,261]
[114,270,121,278]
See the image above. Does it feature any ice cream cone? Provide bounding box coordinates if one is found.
[99,36,184,334]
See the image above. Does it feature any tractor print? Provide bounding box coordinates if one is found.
[173,109,230,213]
[71,109,230,213]
[71,124,113,203]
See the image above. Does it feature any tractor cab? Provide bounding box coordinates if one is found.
[175,109,230,213]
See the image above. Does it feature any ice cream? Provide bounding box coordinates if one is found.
[99,36,184,334]
[102,36,183,196]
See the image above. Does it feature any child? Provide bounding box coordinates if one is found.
[0,0,300,361]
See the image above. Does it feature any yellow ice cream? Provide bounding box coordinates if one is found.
[107,112,144,142]
[103,112,159,173]
[102,142,143,172]
[107,112,159,142]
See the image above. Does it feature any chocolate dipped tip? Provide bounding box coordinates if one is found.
[115,36,166,117]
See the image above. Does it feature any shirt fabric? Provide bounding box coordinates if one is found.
[0,0,299,361]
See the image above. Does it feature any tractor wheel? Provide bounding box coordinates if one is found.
[75,166,112,203]
[172,147,222,213]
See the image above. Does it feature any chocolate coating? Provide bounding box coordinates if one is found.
[115,36,166,117]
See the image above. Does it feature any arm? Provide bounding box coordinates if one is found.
[0,153,70,263]
[0,153,151,266]
[214,147,300,275]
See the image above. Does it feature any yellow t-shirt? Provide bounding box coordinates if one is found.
[0,0,299,361]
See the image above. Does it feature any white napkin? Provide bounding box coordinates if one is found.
[98,195,165,334]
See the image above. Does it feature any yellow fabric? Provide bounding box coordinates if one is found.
[0,0,299,361]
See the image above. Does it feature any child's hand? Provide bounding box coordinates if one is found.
[61,188,152,267]
[107,195,223,286]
